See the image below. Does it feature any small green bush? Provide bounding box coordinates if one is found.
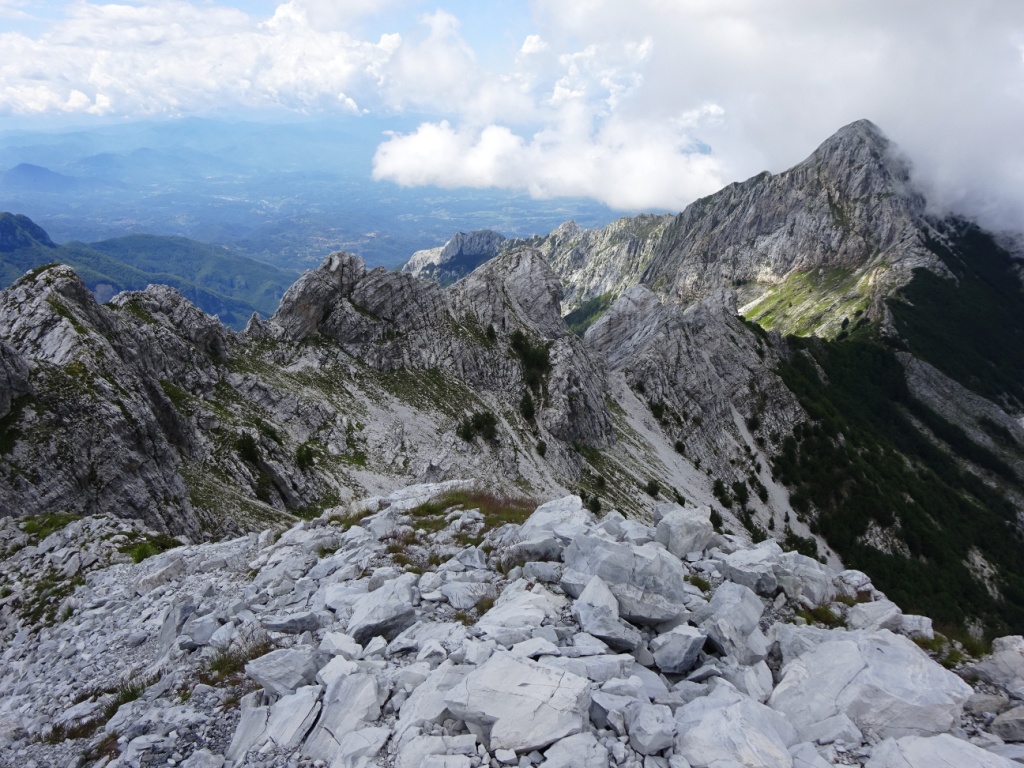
[236,433,261,465]
[712,479,733,508]
[519,391,536,422]
[644,479,661,497]
[296,442,316,471]
[457,411,498,442]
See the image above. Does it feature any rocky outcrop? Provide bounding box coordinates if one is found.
[511,215,673,313]
[0,338,29,418]
[0,265,205,536]
[586,285,804,510]
[514,121,941,340]
[403,230,508,286]
[0,482,1013,767]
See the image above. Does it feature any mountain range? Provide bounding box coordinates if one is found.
[1,118,1023,647]
[0,215,299,329]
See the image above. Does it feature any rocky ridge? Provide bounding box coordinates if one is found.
[424,121,944,341]
[0,243,806,547]
[401,232,508,287]
[3,482,1023,768]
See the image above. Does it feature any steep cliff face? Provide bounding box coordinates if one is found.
[584,286,814,545]
[511,214,674,314]
[0,266,207,537]
[401,229,507,285]
[0,250,624,538]
[507,120,939,340]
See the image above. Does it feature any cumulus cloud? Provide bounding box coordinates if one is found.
[374,0,1024,227]
[0,1,395,116]
[4,1,1024,230]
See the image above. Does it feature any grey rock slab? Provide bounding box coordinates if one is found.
[716,542,782,596]
[866,734,1019,767]
[396,660,471,739]
[262,610,321,634]
[522,561,561,583]
[244,646,319,697]
[476,581,564,636]
[845,599,903,632]
[444,651,591,753]
[266,684,322,748]
[993,707,1024,742]
[420,757,472,768]
[972,636,1024,698]
[675,684,798,768]
[768,629,972,741]
[625,702,675,756]
[538,653,635,684]
[590,691,634,733]
[330,726,391,768]
[650,625,705,675]
[225,691,270,761]
[789,742,832,768]
[654,506,716,559]
[346,573,418,644]
[320,631,362,659]
[179,749,225,768]
[573,575,643,651]
[539,732,610,768]
[303,672,381,761]
[694,581,767,664]
[440,581,495,610]
[898,614,934,641]
[775,551,836,608]
[966,693,1010,715]
[562,533,688,625]
[518,495,595,544]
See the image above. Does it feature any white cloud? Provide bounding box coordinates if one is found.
[3,1,1024,230]
[374,0,1024,228]
[0,1,396,116]
[372,115,725,210]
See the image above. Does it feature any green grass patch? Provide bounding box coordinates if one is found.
[118,532,183,563]
[743,267,871,338]
[159,380,191,411]
[564,292,615,337]
[22,512,81,541]
[200,628,274,685]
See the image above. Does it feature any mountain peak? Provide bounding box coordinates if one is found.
[0,212,56,253]
[804,118,904,178]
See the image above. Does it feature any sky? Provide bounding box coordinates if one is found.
[2,0,1024,230]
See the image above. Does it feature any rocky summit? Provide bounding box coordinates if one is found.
[4,482,1024,768]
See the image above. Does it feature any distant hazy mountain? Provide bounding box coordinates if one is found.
[0,163,81,194]
[0,118,627,270]
[0,213,297,328]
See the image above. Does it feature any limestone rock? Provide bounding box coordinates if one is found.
[866,734,1018,767]
[650,625,706,675]
[562,533,688,625]
[654,506,717,559]
[444,652,591,753]
[768,630,972,740]
[572,575,643,652]
[346,573,418,644]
